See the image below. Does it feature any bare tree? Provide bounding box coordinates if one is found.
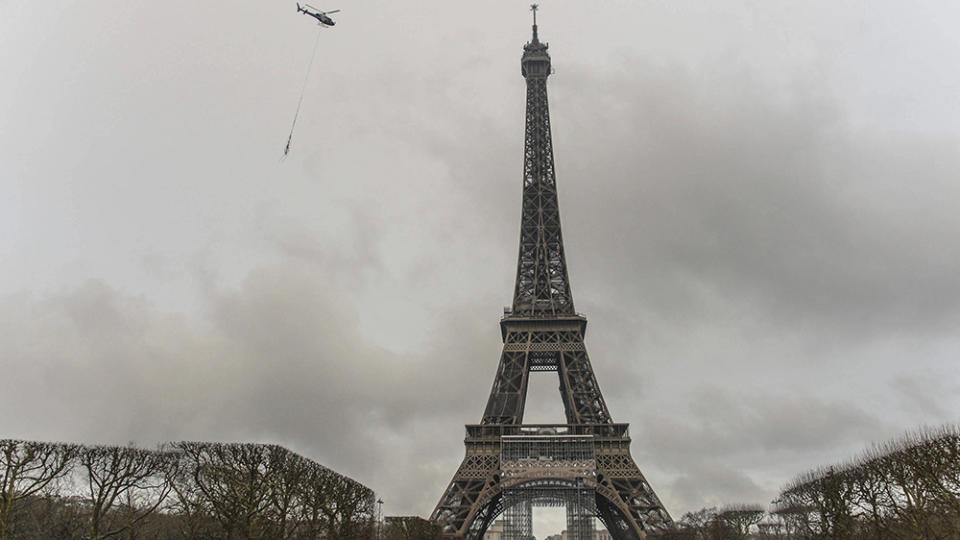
[911,427,960,521]
[770,501,816,539]
[165,446,216,540]
[295,461,336,539]
[775,466,859,539]
[323,472,375,539]
[0,440,79,540]
[78,444,176,540]
[675,507,717,539]
[263,444,312,540]
[715,504,765,538]
[175,442,274,539]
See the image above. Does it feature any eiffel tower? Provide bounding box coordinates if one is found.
[430,7,674,540]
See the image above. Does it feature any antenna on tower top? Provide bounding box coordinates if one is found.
[530,4,539,42]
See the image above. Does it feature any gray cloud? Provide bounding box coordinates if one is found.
[641,386,884,464]
[3,0,960,525]
[0,268,492,513]
[425,55,960,341]
[668,462,771,514]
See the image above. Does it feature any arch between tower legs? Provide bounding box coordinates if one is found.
[432,430,665,540]
[461,478,645,540]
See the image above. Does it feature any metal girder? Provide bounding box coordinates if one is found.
[483,321,611,425]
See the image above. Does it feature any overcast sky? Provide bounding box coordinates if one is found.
[3,0,960,534]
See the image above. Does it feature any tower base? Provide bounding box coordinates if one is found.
[430,425,674,539]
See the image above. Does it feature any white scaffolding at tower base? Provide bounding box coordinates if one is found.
[498,434,597,540]
[499,485,597,540]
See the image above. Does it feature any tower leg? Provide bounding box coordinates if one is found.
[596,449,674,537]
[431,452,500,538]
[483,326,536,425]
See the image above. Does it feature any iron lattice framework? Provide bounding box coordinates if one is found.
[431,14,674,540]
[512,20,573,320]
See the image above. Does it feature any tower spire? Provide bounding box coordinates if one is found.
[530,4,539,42]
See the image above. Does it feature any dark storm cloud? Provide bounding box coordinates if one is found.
[669,461,770,513]
[466,59,960,337]
[558,61,960,339]
[0,263,494,512]
[638,386,884,466]
[394,52,960,352]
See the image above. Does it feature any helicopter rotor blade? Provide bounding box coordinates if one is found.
[304,3,320,11]
[322,9,340,14]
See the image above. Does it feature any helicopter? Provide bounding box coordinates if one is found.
[296,3,339,26]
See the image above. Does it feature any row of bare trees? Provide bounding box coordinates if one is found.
[771,425,960,539]
[382,516,441,540]
[669,505,766,539]
[668,425,960,539]
[0,440,375,540]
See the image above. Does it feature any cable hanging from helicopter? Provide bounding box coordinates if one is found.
[282,4,340,159]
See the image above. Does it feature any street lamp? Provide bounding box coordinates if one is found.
[377,498,384,539]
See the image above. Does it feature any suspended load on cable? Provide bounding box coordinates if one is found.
[282,5,338,159]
